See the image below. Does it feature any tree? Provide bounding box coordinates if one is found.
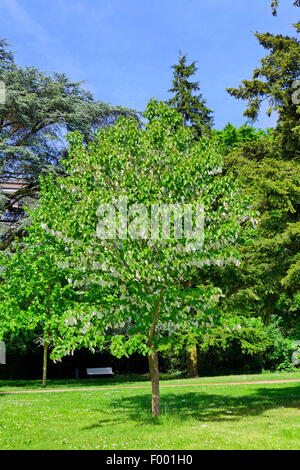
[271,1,300,16]
[0,40,137,252]
[214,123,271,155]
[186,121,269,379]
[168,315,271,359]
[227,24,300,159]
[167,53,214,375]
[0,39,13,71]
[31,100,251,416]
[223,144,299,330]
[0,223,82,387]
[224,2,300,335]
[167,53,214,139]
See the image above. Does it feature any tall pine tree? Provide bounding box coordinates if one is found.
[167,53,214,376]
[223,1,300,335]
[167,53,213,139]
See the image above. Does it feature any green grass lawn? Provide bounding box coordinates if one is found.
[0,370,299,392]
[0,371,299,450]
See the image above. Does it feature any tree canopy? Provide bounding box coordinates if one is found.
[10,100,253,415]
[0,229,81,386]
[0,40,138,251]
[227,25,300,159]
[223,2,300,337]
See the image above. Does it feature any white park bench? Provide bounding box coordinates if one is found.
[0,342,5,365]
[86,367,114,377]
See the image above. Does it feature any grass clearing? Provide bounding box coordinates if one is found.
[0,370,299,392]
[0,372,299,450]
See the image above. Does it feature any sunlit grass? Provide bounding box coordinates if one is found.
[0,370,299,392]
[0,372,299,450]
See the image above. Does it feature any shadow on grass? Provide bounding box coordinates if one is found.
[0,375,147,390]
[83,384,300,429]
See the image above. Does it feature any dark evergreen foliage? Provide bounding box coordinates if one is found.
[167,53,213,138]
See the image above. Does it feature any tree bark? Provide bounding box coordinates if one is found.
[147,292,162,417]
[186,344,198,378]
[148,347,160,417]
[42,341,48,388]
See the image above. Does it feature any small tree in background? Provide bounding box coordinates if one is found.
[214,123,270,155]
[167,53,214,139]
[0,226,82,387]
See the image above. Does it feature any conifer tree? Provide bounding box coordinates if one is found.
[271,0,300,16]
[224,1,300,333]
[227,15,300,159]
[167,53,214,374]
[0,40,137,252]
[167,53,213,139]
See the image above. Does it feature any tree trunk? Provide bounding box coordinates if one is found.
[147,292,162,417]
[42,341,48,388]
[186,344,198,378]
[148,347,160,417]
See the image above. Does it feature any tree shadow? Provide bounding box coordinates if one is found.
[0,374,150,390]
[82,384,300,429]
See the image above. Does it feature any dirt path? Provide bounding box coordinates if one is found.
[0,378,299,395]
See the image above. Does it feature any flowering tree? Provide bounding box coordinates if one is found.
[22,100,251,415]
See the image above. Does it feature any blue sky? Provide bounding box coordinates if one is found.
[0,0,297,129]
